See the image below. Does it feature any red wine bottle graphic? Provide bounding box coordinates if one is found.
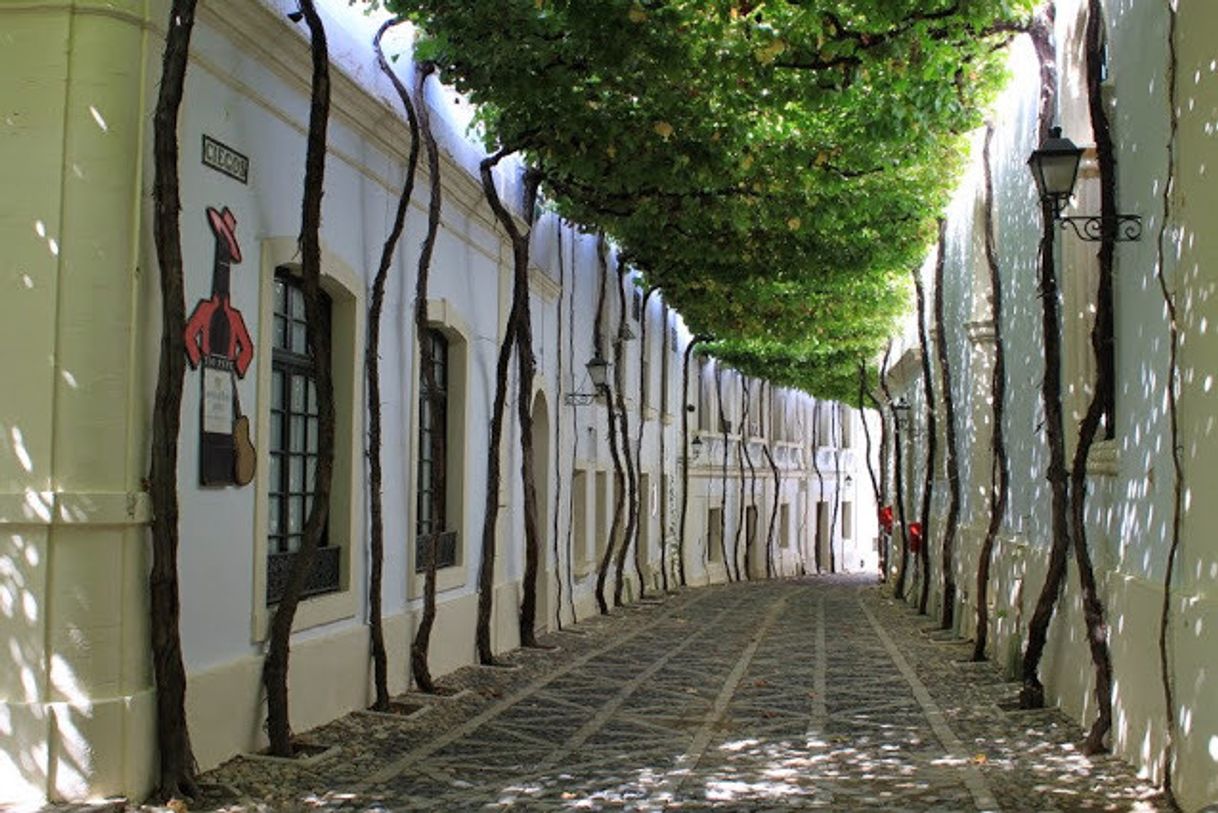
[185,207,255,486]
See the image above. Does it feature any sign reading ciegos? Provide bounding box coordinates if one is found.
[202,134,249,185]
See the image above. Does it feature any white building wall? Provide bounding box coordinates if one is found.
[882,2,1218,807]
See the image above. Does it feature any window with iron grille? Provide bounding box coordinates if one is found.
[267,270,338,604]
[416,329,456,571]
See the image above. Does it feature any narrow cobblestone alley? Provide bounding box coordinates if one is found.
[188,578,1163,811]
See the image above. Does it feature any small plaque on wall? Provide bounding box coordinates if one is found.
[202,135,249,184]
[202,363,234,433]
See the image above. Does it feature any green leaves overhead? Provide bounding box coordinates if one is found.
[384,0,1033,400]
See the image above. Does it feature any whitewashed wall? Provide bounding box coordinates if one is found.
[885,2,1218,806]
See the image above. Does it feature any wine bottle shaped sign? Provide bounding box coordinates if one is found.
[184,206,256,486]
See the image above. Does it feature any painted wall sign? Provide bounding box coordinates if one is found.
[185,206,256,486]
[202,134,249,184]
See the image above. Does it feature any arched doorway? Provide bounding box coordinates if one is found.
[530,390,551,633]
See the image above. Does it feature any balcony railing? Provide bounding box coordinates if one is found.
[266,544,341,605]
[415,529,458,573]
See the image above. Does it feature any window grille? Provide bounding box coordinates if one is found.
[416,329,457,571]
[267,270,337,604]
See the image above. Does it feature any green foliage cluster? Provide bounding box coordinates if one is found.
[381,0,1033,402]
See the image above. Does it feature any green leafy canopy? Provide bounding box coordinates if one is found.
[377,0,1033,402]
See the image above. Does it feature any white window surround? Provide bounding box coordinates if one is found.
[251,236,365,642]
[571,457,612,575]
[408,298,472,598]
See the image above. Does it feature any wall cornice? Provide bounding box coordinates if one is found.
[196,0,502,234]
[529,266,561,302]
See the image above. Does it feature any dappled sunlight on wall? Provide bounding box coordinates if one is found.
[1,508,98,802]
[881,0,1218,803]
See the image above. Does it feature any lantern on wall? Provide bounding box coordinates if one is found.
[1027,126,1142,241]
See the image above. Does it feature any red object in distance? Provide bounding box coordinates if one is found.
[879,505,894,533]
[908,521,923,553]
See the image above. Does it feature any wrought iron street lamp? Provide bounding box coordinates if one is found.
[587,352,609,388]
[891,397,911,426]
[564,352,611,406]
[1028,127,1141,242]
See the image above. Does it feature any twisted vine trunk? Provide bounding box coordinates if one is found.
[264,0,333,755]
[474,292,518,662]
[858,365,884,581]
[148,0,200,797]
[932,221,961,630]
[473,152,546,645]
[595,246,627,613]
[865,345,894,582]
[677,337,704,587]
[1021,6,1074,711]
[473,151,523,664]
[1067,0,1116,752]
[1021,204,1073,708]
[912,250,938,616]
[810,402,824,574]
[368,19,421,709]
[1154,0,1182,799]
[763,384,781,579]
[512,169,546,646]
[474,162,545,646]
[829,410,841,574]
[973,123,1010,663]
[716,366,734,580]
[553,220,567,629]
[600,388,628,610]
[409,64,444,690]
[613,265,641,606]
[658,305,672,591]
[564,228,580,623]
[738,383,754,580]
[634,287,659,593]
[879,354,910,599]
[747,409,759,578]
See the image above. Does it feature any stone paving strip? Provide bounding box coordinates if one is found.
[532,592,761,775]
[179,577,1167,811]
[649,593,790,802]
[358,588,727,788]
[857,595,998,811]
[862,586,1166,812]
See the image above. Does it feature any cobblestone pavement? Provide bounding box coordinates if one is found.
[191,577,1165,811]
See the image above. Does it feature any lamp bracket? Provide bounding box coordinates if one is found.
[1059,214,1143,242]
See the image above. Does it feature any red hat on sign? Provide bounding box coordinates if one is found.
[207,206,242,263]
